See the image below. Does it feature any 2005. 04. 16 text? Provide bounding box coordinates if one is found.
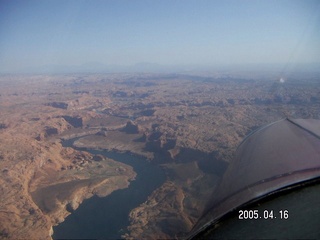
[238,210,289,220]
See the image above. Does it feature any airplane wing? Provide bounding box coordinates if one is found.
[189,118,320,239]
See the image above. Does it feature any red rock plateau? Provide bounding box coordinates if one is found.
[0,72,319,239]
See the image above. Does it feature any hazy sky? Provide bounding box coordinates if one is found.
[0,0,319,73]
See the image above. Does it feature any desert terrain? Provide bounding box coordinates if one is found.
[0,72,319,239]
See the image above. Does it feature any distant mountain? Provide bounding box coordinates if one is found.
[19,62,180,74]
[1,62,319,75]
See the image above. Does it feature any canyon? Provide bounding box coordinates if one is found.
[0,72,319,239]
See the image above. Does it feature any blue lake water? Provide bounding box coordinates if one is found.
[52,140,166,239]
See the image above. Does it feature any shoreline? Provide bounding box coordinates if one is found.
[51,137,166,239]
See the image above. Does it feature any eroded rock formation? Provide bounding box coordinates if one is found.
[0,73,319,239]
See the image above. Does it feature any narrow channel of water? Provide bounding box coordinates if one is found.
[52,139,166,239]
